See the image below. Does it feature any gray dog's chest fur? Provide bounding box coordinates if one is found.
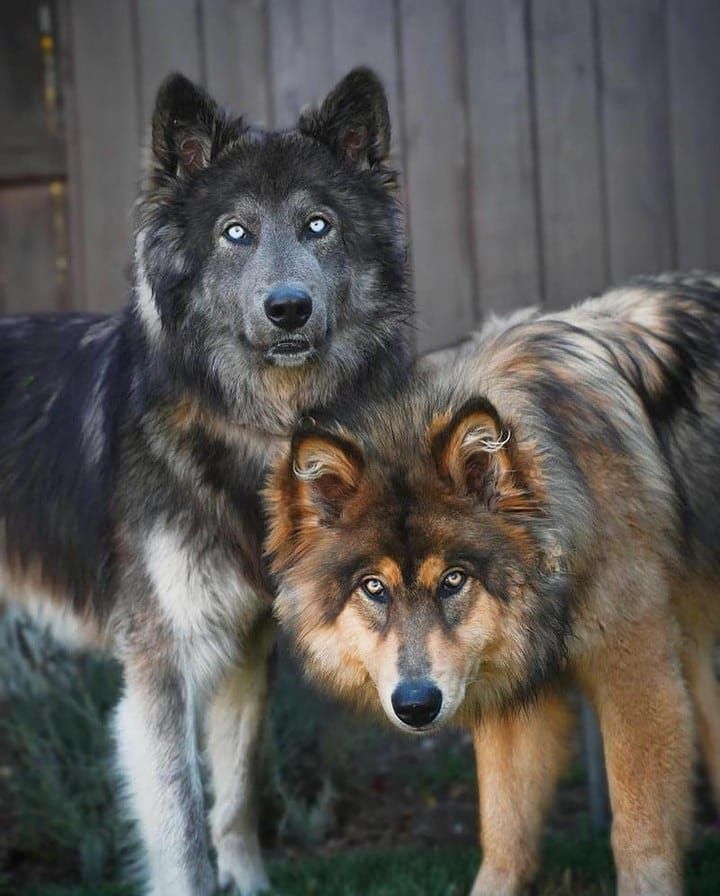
[110,408,282,681]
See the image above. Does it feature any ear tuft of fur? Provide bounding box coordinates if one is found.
[299,67,391,169]
[430,398,540,514]
[291,429,364,521]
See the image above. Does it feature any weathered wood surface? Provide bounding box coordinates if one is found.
[0,183,68,314]
[531,0,607,310]
[400,0,477,350]
[63,0,139,311]
[667,0,720,271]
[3,0,720,341]
[598,0,675,281]
[0,0,65,182]
[465,0,541,314]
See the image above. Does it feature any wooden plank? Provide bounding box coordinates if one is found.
[64,0,139,312]
[531,0,606,309]
[667,0,720,270]
[597,0,674,281]
[0,0,65,181]
[0,182,69,314]
[57,0,84,312]
[464,0,541,314]
[203,0,271,125]
[267,0,335,127]
[135,0,203,127]
[399,0,476,350]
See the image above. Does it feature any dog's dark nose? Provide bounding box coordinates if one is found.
[391,680,443,728]
[264,286,312,331]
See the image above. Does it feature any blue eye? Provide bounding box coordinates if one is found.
[224,223,251,245]
[438,570,467,598]
[306,216,330,238]
[361,577,388,603]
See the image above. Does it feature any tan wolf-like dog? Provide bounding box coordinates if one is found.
[265,273,720,896]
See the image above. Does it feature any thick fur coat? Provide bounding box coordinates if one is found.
[0,68,413,896]
[267,274,720,896]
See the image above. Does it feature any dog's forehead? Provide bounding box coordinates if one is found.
[364,553,450,592]
[214,187,320,223]
[416,555,448,587]
[218,131,338,186]
[360,469,446,545]
[356,470,498,589]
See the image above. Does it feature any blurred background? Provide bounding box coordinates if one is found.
[2,2,720,895]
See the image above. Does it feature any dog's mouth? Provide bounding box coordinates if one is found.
[394,719,444,736]
[265,338,317,367]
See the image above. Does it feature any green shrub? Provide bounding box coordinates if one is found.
[0,631,128,886]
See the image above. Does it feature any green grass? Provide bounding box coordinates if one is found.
[8,835,720,896]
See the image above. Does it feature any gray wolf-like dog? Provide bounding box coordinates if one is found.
[0,68,412,895]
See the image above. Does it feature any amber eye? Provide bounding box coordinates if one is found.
[438,569,467,598]
[361,577,387,603]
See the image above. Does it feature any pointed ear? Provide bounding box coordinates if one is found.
[291,428,365,522]
[430,398,534,513]
[151,73,234,177]
[299,67,391,168]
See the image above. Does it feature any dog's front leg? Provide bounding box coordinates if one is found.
[206,615,274,896]
[579,609,694,896]
[470,688,573,896]
[115,659,214,896]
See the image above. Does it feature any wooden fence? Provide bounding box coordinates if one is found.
[2,0,720,352]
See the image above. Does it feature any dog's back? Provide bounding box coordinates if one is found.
[588,274,720,573]
[441,272,720,579]
[0,311,133,623]
[554,273,720,575]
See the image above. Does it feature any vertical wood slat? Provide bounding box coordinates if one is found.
[667,0,720,271]
[57,0,82,314]
[64,0,139,312]
[597,0,674,282]
[0,0,48,169]
[0,0,66,181]
[134,0,203,128]
[530,0,607,309]
[465,0,541,314]
[203,0,271,125]
[0,184,68,314]
[399,0,476,350]
[267,0,334,128]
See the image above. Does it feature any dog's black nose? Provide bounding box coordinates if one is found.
[391,680,443,728]
[264,286,312,331]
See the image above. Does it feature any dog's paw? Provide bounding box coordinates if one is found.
[216,833,271,896]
